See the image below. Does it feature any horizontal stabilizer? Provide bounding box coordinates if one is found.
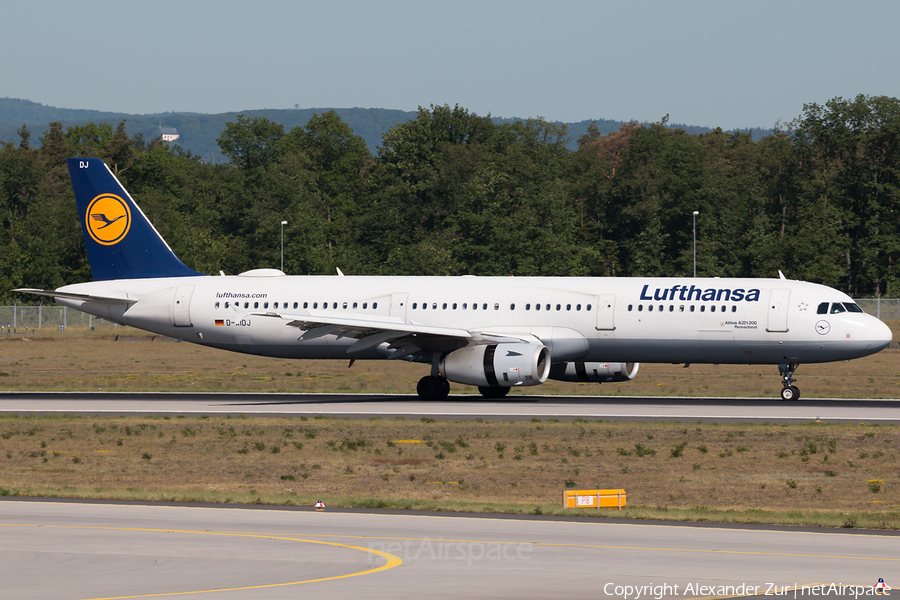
[13,288,137,306]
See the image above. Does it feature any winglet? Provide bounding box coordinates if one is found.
[67,158,203,281]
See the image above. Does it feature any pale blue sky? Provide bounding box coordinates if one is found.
[4,0,898,130]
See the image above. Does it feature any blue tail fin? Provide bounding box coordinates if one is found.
[68,158,203,281]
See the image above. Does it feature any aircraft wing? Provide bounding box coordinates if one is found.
[13,288,137,306]
[253,311,538,359]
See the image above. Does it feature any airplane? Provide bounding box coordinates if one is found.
[14,158,893,402]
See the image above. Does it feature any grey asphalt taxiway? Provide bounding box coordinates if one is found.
[0,391,899,423]
[1,499,896,600]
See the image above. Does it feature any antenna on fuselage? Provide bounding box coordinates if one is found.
[778,270,787,280]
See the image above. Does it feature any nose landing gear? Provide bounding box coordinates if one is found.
[778,363,800,401]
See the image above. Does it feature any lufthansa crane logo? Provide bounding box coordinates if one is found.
[86,194,131,246]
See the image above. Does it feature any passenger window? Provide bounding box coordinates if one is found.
[731,306,736,312]
[546,304,551,311]
[817,302,829,314]
[494,303,499,310]
[526,304,531,310]
[443,303,448,309]
[412,303,417,309]
[215,302,220,309]
[649,305,654,312]
[373,302,378,309]
[224,302,229,309]
[333,302,338,309]
[658,305,663,312]
[452,303,457,309]
[264,302,269,309]
[343,302,348,309]
[313,302,318,309]
[362,302,367,309]
[463,303,468,310]
[303,302,309,309]
[274,302,279,309]
[586,304,592,311]
[473,303,478,310]
[628,305,633,311]
[577,304,582,311]
[711,306,716,313]
[721,305,726,312]
[700,305,705,312]
[434,303,439,310]
[352,302,357,309]
[843,303,863,313]
[483,303,488,310]
[254,302,259,309]
[293,302,298,309]
[679,305,685,312]
[510,304,515,310]
[690,305,695,312]
[830,303,846,314]
[669,305,674,312]
[638,305,643,312]
[535,304,541,311]
[423,303,427,310]
[566,304,571,311]
[556,304,561,311]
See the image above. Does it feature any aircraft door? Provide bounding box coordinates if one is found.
[390,293,408,321]
[173,285,194,327]
[596,294,616,331]
[766,289,791,332]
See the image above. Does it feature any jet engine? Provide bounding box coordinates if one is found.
[547,362,639,383]
[440,343,551,387]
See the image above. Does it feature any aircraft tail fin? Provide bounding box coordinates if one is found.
[67,158,203,281]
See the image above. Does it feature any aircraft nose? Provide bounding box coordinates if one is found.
[869,317,893,352]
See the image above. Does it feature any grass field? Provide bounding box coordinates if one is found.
[0,414,897,529]
[0,324,898,398]
[0,327,898,529]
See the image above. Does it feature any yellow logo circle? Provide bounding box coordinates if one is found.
[86,194,131,246]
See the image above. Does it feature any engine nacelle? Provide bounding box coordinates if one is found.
[440,343,551,388]
[547,362,639,383]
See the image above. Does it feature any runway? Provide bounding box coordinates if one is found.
[1,499,896,600]
[1,392,899,423]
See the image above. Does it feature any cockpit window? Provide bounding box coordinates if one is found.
[817,302,829,314]
[843,302,863,313]
[830,303,846,314]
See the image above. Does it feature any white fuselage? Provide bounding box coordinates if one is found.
[53,274,892,366]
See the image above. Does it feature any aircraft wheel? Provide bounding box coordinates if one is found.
[417,376,444,401]
[780,386,798,401]
[438,377,451,400]
[478,386,510,399]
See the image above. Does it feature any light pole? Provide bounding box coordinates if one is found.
[280,220,287,271]
[692,211,699,277]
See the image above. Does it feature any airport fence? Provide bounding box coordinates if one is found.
[0,305,120,333]
[0,298,898,334]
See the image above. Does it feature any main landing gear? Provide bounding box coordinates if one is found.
[417,375,450,401]
[778,363,800,401]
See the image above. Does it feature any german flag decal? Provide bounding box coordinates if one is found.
[215,320,225,326]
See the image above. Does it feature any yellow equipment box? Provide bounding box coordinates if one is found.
[562,489,626,509]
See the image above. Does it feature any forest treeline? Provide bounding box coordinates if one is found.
[1,95,898,303]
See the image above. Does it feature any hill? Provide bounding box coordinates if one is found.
[0,97,775,161]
